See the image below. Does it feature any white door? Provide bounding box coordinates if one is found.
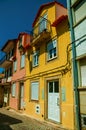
[48,81,60,122]
[20,83,24,109]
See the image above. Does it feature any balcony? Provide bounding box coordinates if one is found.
[0,76,11,86]
[0,70,12,86]
[0,54,13,68]
[31,19,51,46]
[2,77,11,85]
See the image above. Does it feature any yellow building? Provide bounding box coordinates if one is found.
[25,1,74,130]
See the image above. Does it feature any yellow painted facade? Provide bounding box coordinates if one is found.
[24,2,74,130]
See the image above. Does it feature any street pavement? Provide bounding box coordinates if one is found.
[0,108,66,130]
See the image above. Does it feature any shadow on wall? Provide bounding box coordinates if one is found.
[56,18,69,37]
[0,112,22,130]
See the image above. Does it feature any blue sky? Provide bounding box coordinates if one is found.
[0,0,66,47]
[0,0,66,62]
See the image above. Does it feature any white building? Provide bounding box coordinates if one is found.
[67,0,86,129]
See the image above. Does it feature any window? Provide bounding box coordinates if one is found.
[33,51,39,67]
[79,58,86,87]
[74,0,86,24]
[48,80,59,93]
[20,54,25,68]
[39,13,47,33]
[12,83,16,97]
[31,82,39,100]
[47,39,57,60]
[14,60,17,72]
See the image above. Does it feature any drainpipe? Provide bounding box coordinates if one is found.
[67,0,80,130]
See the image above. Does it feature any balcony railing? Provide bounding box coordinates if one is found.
[31,19,51,45]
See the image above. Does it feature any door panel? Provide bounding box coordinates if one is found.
[48,81,60,122]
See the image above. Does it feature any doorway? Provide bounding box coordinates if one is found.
[48,80,60,122]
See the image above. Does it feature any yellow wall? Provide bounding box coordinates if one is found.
[24,4,74,130]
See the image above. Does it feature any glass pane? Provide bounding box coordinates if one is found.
[49,82,53,93]
[81,65,86,86]
[49,50,52,59]
[21,54,25,68]
[54,81,59,93]
[53,47,56,57]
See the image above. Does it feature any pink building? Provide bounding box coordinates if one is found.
[9,32,31,110]
[0,39,17,107]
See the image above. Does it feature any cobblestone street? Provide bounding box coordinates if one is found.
[0,108,66,130]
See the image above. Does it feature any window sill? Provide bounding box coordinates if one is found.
[20,67,25,69]
[33,64,39,68]
[47,56,57,62]
[11,96,16,98]
[30,99,39,103]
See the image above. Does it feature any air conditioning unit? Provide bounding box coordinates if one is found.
[35,104,40,114]
[81,114,86,127]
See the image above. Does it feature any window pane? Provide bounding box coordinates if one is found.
[49,82,53,93]
[21,54,25,68]
[49,50,53,59]
[47,40,57,60]
[31,82,39,100]
[81,65,86,86]
[74,1,86,23]
[53,48,56,57]
[54,81,59,93]
[33,51,39,67]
